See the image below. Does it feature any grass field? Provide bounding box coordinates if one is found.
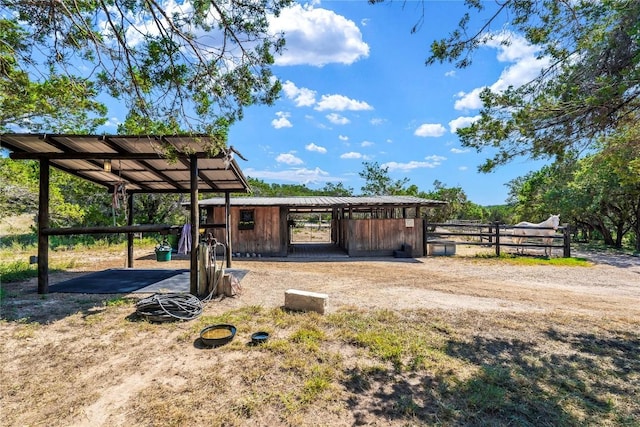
[1,224,639,426]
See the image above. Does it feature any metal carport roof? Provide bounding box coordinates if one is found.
[198,195,447,211]
[0,133,250,193]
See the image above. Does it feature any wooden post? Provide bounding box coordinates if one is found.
[225,191,232,268]
[494,222,501,256]
[422,220,427,256]
[189,155,199,296]
[127,193,134,268]
[563,224,571,258]
[37,158,50,294]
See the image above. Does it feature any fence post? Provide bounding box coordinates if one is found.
[563,224,571,258]
[494,222,500,256]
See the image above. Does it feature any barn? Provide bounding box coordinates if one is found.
[198,196,447,258]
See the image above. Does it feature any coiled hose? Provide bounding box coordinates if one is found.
[135,292,203,322]
[135,238,227,322]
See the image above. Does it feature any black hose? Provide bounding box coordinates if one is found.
[135,293,203,322]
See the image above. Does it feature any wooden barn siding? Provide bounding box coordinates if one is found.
[338,219,349,251]
[345,218,424,257]
[207,206,286,256]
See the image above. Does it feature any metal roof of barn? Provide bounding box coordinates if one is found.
[0,133,250,194]
[198,195,446,210]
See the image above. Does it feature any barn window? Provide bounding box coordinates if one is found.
[239,209,255,230]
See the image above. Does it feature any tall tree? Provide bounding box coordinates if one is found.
[1,0,292,143]
[0,19,107,132]
[359,161,410,196]
[424,0,640,172]
[420,180,479,223]
[318,182,354,197]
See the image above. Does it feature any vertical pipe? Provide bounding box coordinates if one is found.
[225,192,232,268]
[189,155,199,296]
[37,158,50,294]
[127,193,134,268]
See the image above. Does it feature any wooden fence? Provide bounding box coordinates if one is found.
[424,222,571,257]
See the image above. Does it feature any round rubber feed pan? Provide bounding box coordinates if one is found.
[200,324,236,347]
[251,331,270,345]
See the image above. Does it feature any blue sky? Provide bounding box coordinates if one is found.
[95,0,550,206]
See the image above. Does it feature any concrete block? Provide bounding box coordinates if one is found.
[427,240,456,256]
[285,289,328,314]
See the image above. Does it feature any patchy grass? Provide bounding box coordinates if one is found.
[48,306,632,426]
[1,243,638,426]
[0,258,79,282]
[474,252,592,267]
[2,301,638,426]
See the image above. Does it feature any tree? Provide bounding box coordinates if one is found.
[1,0,292,142]
[0,158,39,217]
[359,161,410,196]
[0,19,107,132]
[508,150,640,250]
[318,182,354,197]
[425,1,640,173]
[420,180,479,223]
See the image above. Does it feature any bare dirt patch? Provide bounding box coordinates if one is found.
[1,244,639,426]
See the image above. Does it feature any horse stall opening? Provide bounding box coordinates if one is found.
[424,221,571,257]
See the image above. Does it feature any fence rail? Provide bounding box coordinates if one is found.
[424,222,571,257]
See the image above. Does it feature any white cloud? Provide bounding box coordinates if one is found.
[370,117,385,125]
[455,31,551,111]
[454,87,484,110]
[103,116,121,128]
[282,81,316,107]
[305,143,327,154]
[340,151,363,159]
[271,111,293,129]
[269,4,369,67]
[244,167,339,185]
[449,115,480,133]
[383,155,446,171]
[414,123,446,137]
[338,135,349,141]
[445,70,456,77]
[425,155,447,162]
[360,140,374,147]
[315,94,373,111]
[484,31,540,62]
[450,148,470,154]
[326,113,350,125]
[383,159,442,172]
[459,166,469,171]
[276,153,303,165]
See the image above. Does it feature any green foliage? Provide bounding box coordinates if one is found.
[0,16,107,132]
[0,259,77,283]
[0,260,37,282]
[317,182,354,196]
[246,177,354,197]
[0,0,294,136]
[425,1,640,172]
[359,161,410,196]
[0,158,39,216]
[507,138,640,251]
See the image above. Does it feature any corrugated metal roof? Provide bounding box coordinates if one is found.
[1,133,250,193]
[199,195,447,208]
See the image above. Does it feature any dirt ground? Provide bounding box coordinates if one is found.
[1,240,639,426]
